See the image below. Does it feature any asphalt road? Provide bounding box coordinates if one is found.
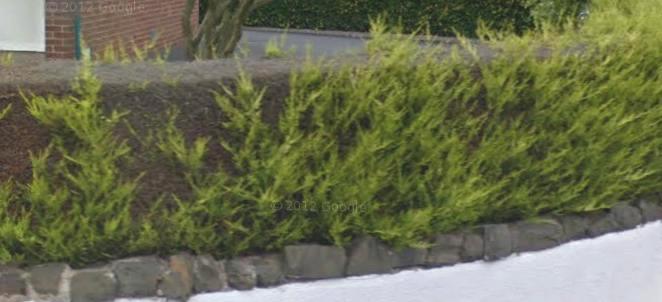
[168,28,368,61]
[241,28,367,58]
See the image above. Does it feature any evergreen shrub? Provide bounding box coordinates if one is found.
[1,0,660,266]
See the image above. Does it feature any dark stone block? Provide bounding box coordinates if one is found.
[483,224,513,261]
[29,263,68,295]
[160,270,191,300]
[461,230,484,262]
[167,253,194,297]
[587,211,620,237]
[393,247,428,268]
[252,254,285,287]
[70,269,117,302]
[637,198,662,222]
[611,202,643,229]
[588,203,643,237]
[425,233,463,267]
[284,244,347,280]
[0,268,26,296]
[511,219,563,253]
[226,258,257,290]
[192,255,227,293]
[559,215,589,242]
[346,236,396,276]
[112,256,164,297]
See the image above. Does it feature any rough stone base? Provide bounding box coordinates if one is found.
[0,198,660,301]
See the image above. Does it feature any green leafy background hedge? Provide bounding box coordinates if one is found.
[246,0,533,36]
[243,0,589,36]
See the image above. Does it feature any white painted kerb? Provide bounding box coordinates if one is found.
[0,0,46,52]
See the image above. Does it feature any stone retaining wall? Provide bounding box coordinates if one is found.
[2,197,661,302]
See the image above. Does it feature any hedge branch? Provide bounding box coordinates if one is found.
[183,0,273,59]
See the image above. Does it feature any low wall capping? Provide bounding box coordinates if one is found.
[1,197,661,302]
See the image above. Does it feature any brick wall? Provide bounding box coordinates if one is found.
[46,0,76,59]
[45,0,198,59]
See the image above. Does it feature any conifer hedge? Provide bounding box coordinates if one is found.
[1,0,659,266]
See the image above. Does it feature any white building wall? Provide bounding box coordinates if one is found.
[0,0,45,52]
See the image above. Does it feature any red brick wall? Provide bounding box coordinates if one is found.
[46,0,76,59]
[45,0,198,59]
